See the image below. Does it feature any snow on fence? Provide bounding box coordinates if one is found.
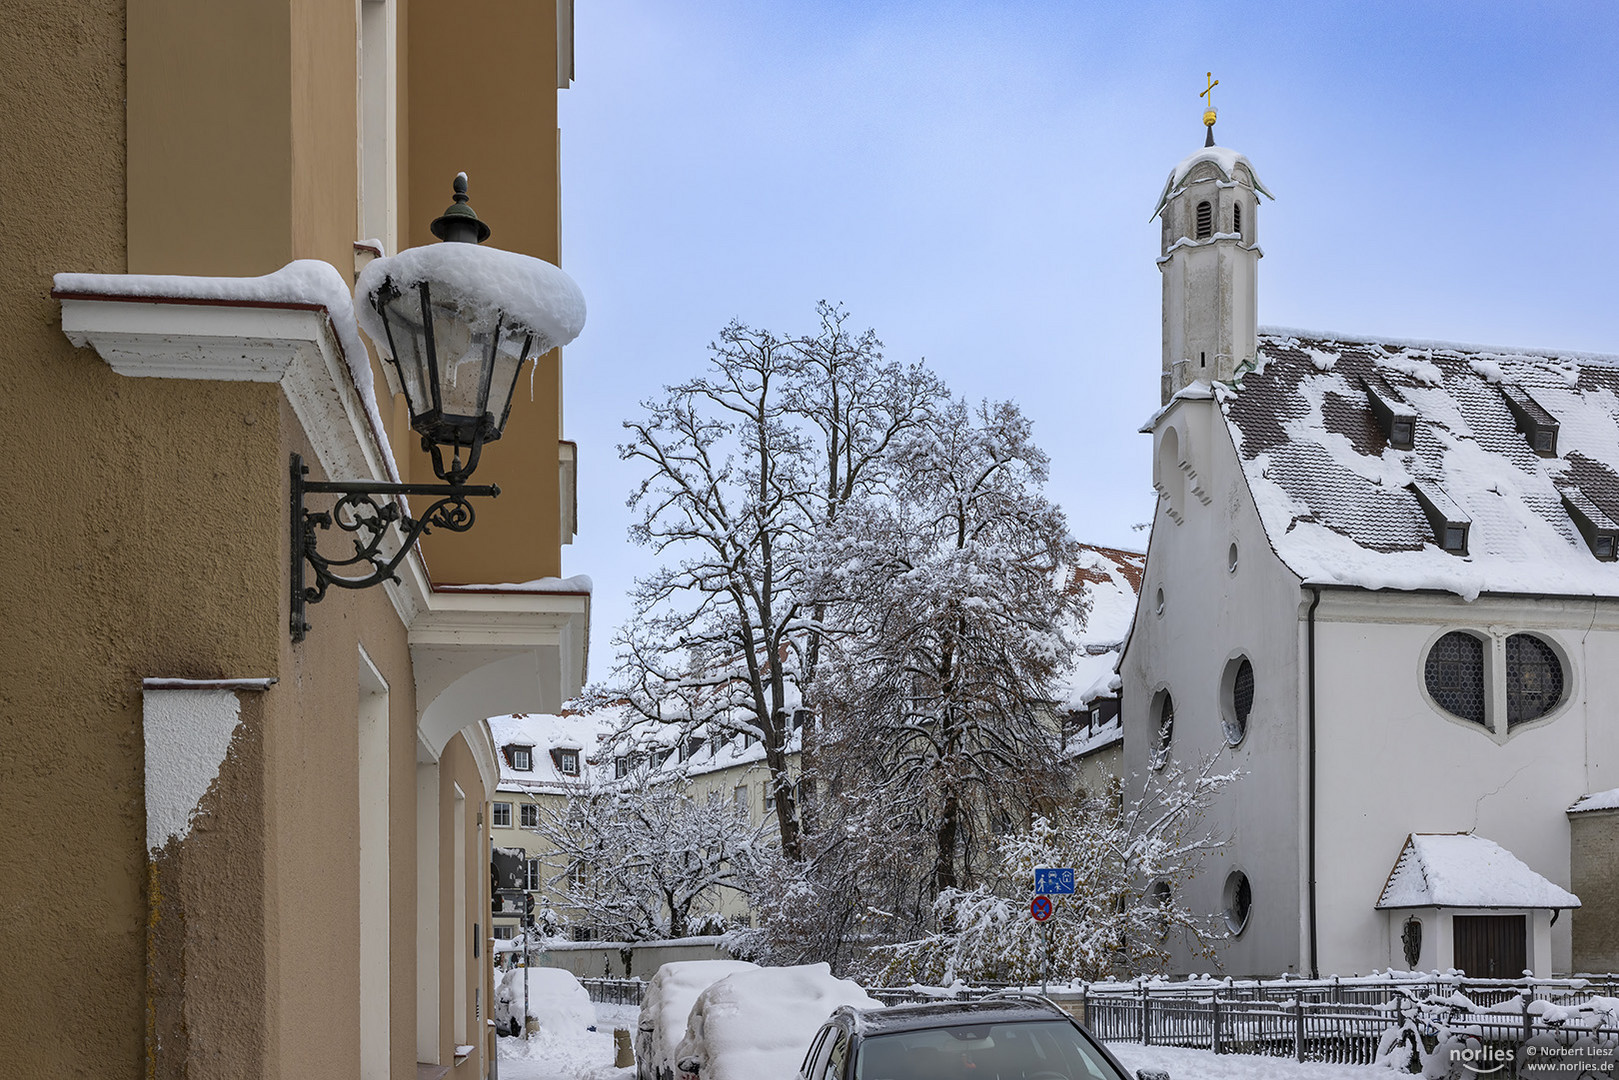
[1078,975,1619,1067]
[579,977,646,1006]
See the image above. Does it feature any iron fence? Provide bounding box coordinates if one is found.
[579,977,646,1006]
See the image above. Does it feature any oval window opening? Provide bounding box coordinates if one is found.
[1228,542,1239,573]
[1223,871,1252,935]
[1223,657,1254,745]
[1156,587,1166,618]
[1152,690,1175,769]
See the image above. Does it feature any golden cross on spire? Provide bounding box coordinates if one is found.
[1201,71,1219,124]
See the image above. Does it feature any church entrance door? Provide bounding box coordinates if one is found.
[1453,914,1527,978]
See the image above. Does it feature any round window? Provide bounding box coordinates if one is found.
[1223,871,1252,934]
[1505,633,1564,727]
[1222,656,1254,746]
[1424,631,1487,726]
[1228,542,1239,573]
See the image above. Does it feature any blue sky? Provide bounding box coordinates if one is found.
[555,0,1618,676]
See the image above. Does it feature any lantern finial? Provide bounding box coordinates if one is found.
[431,172,491,244]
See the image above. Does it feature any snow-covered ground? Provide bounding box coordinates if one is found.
[1108,1042,1385,1078]
[497,1002,636,1080]
[498,999,1392,1080]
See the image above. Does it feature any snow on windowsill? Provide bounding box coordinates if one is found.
[143,677,278,691]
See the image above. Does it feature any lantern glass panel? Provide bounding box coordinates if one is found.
[374,284,432,418]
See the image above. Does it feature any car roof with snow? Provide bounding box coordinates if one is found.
[1216,329,1619,600]
[834,996,1071,1035]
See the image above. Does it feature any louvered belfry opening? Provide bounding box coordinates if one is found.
[1233,202,1243,237]
[1195,200,1213,239]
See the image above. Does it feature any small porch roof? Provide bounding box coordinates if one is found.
[1376,833,1580,910]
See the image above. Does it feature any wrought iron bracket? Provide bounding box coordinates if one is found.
[290,452,499,641]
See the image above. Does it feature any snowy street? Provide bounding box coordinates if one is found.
[497,999,1390,1080]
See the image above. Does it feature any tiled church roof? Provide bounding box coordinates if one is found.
[1217,329,1619,600]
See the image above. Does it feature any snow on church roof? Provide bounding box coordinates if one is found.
[1151,145,1274,221]
[1220,330,1619,601]
[1056,544,1144,711]
[1376,833,1580,910]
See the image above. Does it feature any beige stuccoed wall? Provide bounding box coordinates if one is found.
[405,0,566,583]
[437,733,496,1070]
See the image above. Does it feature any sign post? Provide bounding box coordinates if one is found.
[1031,869,1073,996]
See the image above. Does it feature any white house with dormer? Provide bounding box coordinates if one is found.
[1119,128,1617,979]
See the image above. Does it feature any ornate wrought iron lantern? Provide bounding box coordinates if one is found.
[290,175,586,641]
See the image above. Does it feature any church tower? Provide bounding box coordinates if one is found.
[1151,80,1272,404]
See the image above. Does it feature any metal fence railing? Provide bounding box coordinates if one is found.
[579,977,646,1006]
[1075,977,1619,1068]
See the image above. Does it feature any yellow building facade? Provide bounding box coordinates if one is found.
[0,2,586,1078]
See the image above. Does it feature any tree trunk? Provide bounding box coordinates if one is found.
[765,736,802,860]
[934,791,959,894]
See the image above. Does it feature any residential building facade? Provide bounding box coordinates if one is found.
[0,2,587,1078]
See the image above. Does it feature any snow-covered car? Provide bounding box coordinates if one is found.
[670,963,882,1080]
[635,959,760,1080]
[795,993,1150,1080]
[494,965,596,1039]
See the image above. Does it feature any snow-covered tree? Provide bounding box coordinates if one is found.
[530,769,769,941]
[881,758,1238,985]
[809,397,1085,894]
[611,305,943,858]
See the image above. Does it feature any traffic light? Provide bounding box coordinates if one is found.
[524,892,535,927]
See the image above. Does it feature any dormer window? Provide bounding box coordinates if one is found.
[614,755,628,779]
[1408,480,1470,555]
[1559,485,1618,561]
[559,750,579,776]
[508,746,533,771]
[1195,201,1212,239]
[1501,385,1559,458]
[1363,377,1418,450]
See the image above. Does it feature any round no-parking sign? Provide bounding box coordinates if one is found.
[1030,895,1053,922]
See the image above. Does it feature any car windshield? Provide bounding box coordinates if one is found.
[853,1019,1127,1080]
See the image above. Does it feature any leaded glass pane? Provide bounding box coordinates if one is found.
[1506,634,1563,727]
[1426,631,1486,725]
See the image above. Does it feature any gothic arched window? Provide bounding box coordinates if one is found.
[1195,201,1213,239]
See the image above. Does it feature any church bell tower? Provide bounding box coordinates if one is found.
[1152,75,1272,404]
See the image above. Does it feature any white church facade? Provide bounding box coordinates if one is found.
[1119,132,1617,980]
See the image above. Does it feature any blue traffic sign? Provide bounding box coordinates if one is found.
[1035,868,1075,895]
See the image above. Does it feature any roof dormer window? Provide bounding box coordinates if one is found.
[1408,480,1470,555]
[1363,377,1418,450]
[550,748,580,776]
[1500,385,1559,458]
[508,745,533,771]
[1559,485,1618,561]
[1195,201,1212,240]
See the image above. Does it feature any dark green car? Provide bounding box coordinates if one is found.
[795,994,1167,1080]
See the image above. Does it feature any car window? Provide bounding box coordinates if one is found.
[822,1030,849,1080]
[854,1019,1127,1080]
[799,1027,831,1079]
